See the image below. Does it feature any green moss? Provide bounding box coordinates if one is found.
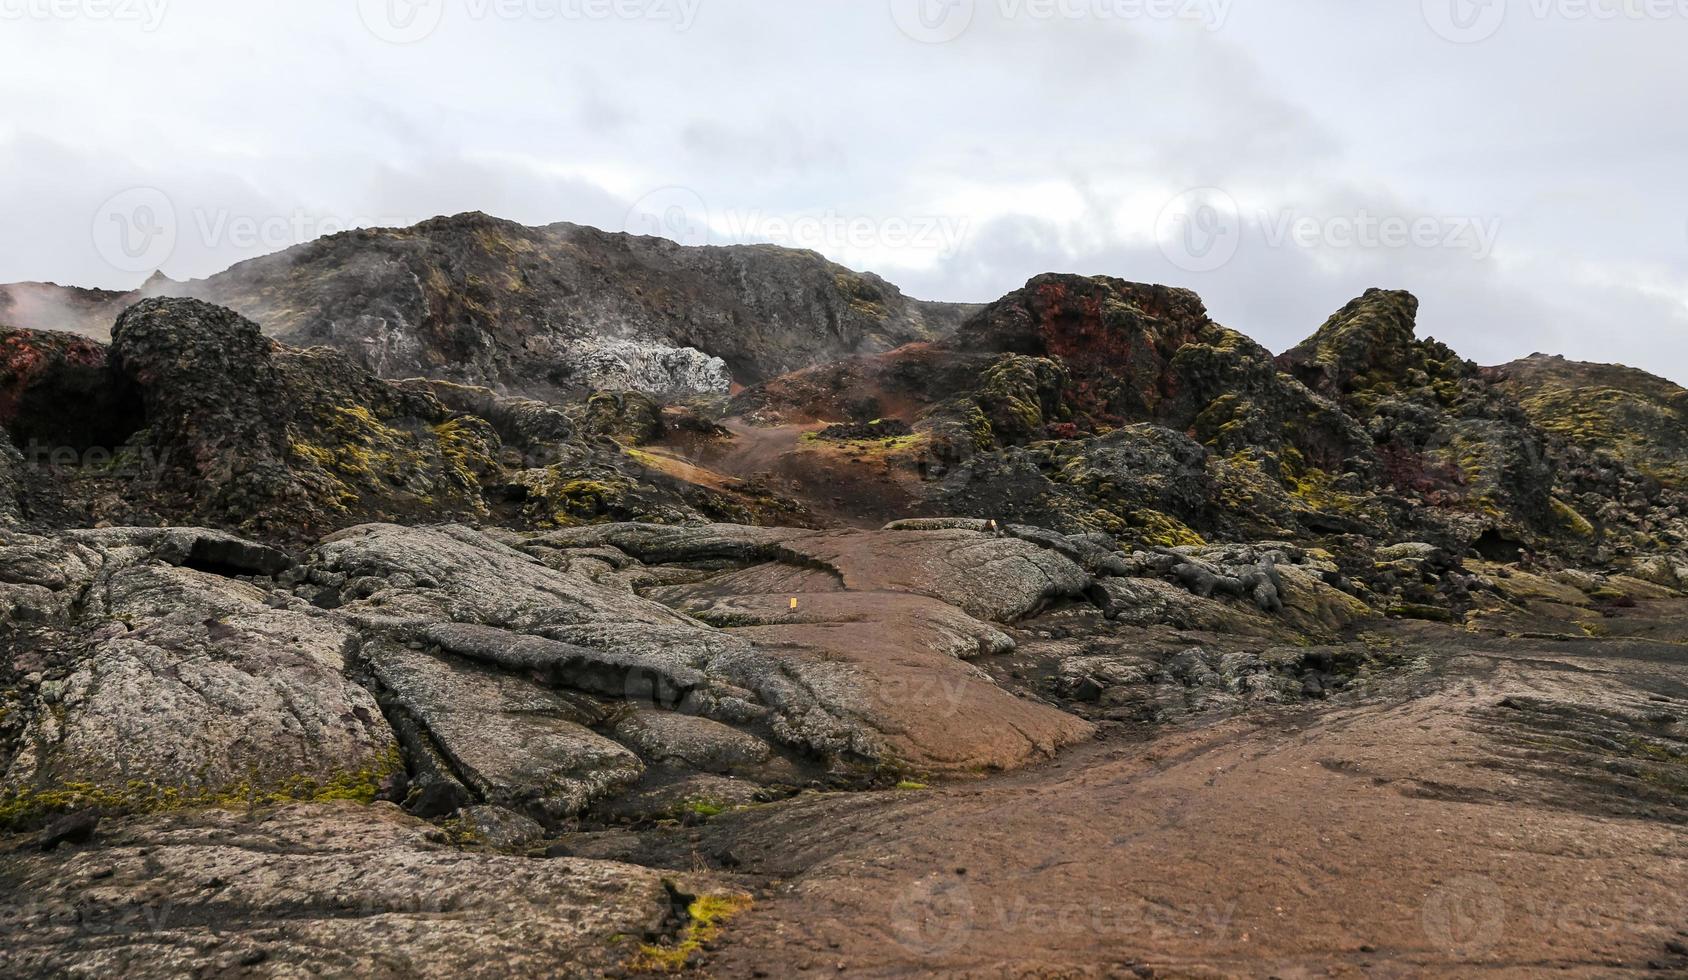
[1550,497,1595,538]
[1387,604,1457,623]
[631,891,754,973]
[1126,509,1205,548]
[1192,393,1255,447]
[514,468,640,527]
[894,780,929,791]
[970,356,1066,445]
[0,747,403,830]
[681,798,730,819]
[833,272,890,320]
[286,402,492,517]
[432,417,499,495]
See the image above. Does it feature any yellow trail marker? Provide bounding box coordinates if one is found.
[789,597,799,610]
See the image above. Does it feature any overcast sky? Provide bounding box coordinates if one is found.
[2,0,1686,379]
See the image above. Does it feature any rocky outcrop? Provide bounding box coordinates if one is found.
[0,528,399,822]
[0,518,1105,830]
[367,641,643,824]
[0,325,142,460]
[4,213,978,397]
[1490,352,1688,490]
[0,802,706,978]
[0,431,21,525]
[953,274,1370,464]
[5,299,791,540]
[729,276,1688,565]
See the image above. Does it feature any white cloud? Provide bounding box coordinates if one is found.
[0,0,1685,380]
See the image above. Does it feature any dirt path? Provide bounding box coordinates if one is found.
[687,618,1688,977]
[654,418,935,529]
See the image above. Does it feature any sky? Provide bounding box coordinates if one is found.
[2,0,1686,379]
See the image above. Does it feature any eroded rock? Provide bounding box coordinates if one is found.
[366,641,642,824]
[0,802,696,978]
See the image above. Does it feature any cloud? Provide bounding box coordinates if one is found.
[0,0,1684,380]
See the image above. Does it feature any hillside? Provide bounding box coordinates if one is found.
[0,213,978,397]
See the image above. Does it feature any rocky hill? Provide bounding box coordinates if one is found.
[2,248,1687,976]
[0,213,976,397]
[1490,352,1688,489]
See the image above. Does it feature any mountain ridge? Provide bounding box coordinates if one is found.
[0,211,979,398]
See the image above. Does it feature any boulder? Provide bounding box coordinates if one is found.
[2,558,398,826]
[365,642,642,825]
[0,802,703,978]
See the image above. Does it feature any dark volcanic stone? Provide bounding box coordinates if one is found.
[37,810,99,851]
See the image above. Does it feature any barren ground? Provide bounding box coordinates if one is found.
[636,608,1688,977]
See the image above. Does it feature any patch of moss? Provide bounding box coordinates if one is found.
[0,747,403,830]
[1388,604,1457,623]
[833,271,890,320]
[681,798,730,819]
[631,891,754,973]
[287,403,492,517]
[514,467,641,527]
[1125,509,1206,548]
[894,780,929,791]
[432,417,500,496]
[970,356,1068,445]
[1550,497,1595,538]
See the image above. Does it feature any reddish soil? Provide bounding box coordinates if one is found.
[660,420,939,529]
[676,610,1688,978]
